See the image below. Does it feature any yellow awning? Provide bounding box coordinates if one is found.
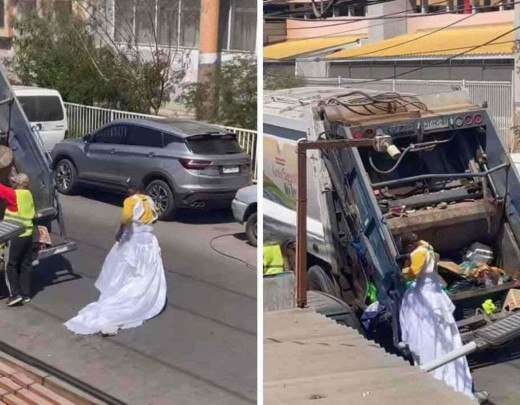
[327,24,513,60]
[264,35,364,60]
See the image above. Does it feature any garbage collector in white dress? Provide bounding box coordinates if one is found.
[64,185,167,336]
[399,240,474,399]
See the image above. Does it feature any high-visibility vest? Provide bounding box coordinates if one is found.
[263,244,284,276]
[5,189,35,237]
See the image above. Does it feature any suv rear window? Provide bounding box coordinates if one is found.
[18,96,64,122]
[186,134,242,155]
[127,126,164,147]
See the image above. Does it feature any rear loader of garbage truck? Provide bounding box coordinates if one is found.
[0,66,76,259]
[264,87,520,352]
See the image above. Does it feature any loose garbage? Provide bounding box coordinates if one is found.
[399,240,474,399]
[428,241,516,295]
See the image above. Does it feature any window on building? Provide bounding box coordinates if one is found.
[135,0,155,45]
[219,0,257,52]
[114,0,134,43]
[114,0,200,48]
[0,0,4,28]
[158,0,179,47]
[230,0,256,51]
[180,1,200,48]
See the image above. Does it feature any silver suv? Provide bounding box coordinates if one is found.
[51,119,252,219]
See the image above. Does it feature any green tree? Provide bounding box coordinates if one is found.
[11,8,184,114]
[182,57,257,130]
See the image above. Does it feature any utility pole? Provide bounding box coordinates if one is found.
[198,0,220,120]
[515,0,520,151]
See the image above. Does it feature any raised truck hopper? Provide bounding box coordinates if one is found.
[0,65,76,264]
[266,88,520,367]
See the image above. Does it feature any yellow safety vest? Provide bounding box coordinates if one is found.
[263,244,284,276]
[5,189,35,237]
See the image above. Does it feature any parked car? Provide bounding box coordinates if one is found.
[51,119,252,220]
[232,185,257,246]
[14,86,68,152]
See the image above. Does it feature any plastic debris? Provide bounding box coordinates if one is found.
[482,299,497,315]
[464,242,494,265]
[361,301,384,329]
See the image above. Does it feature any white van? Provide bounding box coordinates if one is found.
[13,86,68,152]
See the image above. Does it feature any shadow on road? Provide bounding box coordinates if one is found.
[76,188,237,225]
[31,255,82,298]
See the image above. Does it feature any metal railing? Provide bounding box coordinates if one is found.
[301,77,515,151]
[64,102,257,179]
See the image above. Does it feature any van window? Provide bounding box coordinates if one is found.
[17,96,64,122]
[186,134,242,155]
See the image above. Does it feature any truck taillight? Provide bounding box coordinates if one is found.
[455,117,464,127]
[364,128,375,138]
[474,114,482,125]
[464,115,473,125]
[353,130,364,139]
[179,159,211,170]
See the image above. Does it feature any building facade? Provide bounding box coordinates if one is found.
[1,0,257,82]
[264,0,515,82]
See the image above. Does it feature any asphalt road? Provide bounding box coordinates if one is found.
[0,191,257,404]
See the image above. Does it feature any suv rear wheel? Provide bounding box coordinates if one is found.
[146,179,176,220]
[245,212,257,247]
[54,159,78,195]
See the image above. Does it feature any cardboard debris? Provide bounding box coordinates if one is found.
[438,261,463,276]
[503,289,520,312]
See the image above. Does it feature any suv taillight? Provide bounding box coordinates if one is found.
[179,159,212,170]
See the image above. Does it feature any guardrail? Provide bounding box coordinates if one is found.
[64,102,258,180]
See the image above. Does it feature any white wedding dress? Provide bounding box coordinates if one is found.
[64,197,167,335]
[399,251,474,399]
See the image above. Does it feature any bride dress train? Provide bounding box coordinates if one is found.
[65,205,167,335]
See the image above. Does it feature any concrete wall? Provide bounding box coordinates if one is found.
[284,9,513,41]
[368,0,408,42]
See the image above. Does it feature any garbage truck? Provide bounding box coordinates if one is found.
[264,86,520,356]
[0,66,76,262]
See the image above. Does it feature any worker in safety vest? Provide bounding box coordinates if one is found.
[263,243,284,276]
[0,173,35,306]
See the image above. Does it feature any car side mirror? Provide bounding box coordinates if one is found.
[83,133,92,143]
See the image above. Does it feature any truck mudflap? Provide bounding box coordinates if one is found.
[462,311,520,349]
